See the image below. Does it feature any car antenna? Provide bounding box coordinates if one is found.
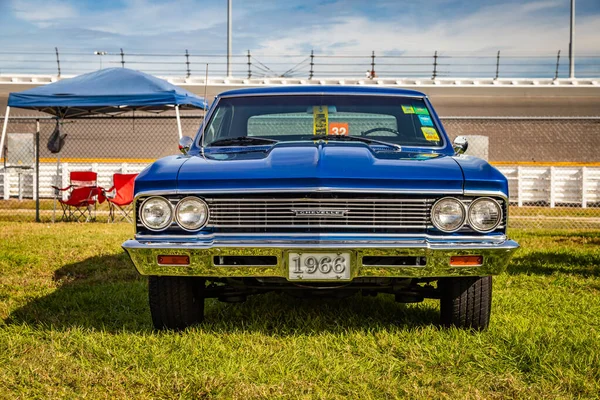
[200,63,209,153]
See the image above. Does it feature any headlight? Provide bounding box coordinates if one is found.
[468,198,502,232]
[140,196,173,231]
[431,197,466,232]
[175,197,209,231]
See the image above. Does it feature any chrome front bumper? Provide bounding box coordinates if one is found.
[123,234,519,279]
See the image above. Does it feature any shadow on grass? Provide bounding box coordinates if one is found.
[508,251,600,277]
[6,253,150,333]
[6,254,440,334]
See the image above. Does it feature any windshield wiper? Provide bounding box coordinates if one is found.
[310,135,401,150]
[208,136,278,147]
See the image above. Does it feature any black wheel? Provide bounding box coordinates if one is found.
[148,276,205,330]
[439,276,492,330]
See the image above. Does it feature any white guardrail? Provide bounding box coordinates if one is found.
[1,162,599,207]
[1,74,599,87]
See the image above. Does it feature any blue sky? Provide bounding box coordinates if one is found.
[1,0,599,54]
[0,0,598,77]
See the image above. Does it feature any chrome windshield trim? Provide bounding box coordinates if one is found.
[197,92,448,150]
[217,92,426,99]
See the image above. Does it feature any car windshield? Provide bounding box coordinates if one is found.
[201,94,443,148]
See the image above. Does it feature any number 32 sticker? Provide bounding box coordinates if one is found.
[329,122,349,136]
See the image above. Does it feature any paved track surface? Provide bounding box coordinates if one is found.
[1,84,599,162]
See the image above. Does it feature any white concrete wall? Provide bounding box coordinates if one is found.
[2,162,600,207]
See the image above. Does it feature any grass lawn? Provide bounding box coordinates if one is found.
[0,223,599,398]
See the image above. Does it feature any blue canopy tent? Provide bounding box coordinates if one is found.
[1,68,208,155]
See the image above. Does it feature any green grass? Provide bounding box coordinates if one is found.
[0,223,599,398]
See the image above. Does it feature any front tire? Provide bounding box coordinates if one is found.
[148,276,205,330]
[439,276,492,330]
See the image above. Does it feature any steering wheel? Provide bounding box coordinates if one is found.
[361,127,402,136]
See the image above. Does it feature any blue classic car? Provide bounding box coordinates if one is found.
[123,86,519,330]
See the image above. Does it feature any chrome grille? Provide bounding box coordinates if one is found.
[205,197,433,229]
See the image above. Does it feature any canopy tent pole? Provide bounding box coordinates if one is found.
[175,105,183,139]
[0,106,11,160]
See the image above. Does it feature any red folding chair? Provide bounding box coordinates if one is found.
[52,171,99,222]
[104,173,137,223]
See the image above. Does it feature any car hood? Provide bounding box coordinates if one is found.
[168,142,464,193]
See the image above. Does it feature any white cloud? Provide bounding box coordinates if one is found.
[255,1,599,55]
[85,0,226,35]
[11,0,77,24]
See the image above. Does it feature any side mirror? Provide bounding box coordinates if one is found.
[178,136,193,155]
[453,136,468,155]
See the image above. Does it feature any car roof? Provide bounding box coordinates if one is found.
[217,85,426,98]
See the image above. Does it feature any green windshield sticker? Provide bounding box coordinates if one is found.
[313,106,329,135]
[421,127,440,142]
[414,106,430,115]
[401,105,415,114]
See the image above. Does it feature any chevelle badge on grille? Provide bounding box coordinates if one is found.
[292,209,349,217]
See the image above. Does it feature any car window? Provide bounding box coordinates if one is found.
[248,112,398,137]
[202,94,443,147]
[202,104,228,145]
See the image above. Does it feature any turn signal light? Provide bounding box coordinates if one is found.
[450,255,483,266]
[157,255,190,265]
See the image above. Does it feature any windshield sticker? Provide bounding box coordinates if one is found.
[421,127,440,141]
[418,115,434,127]
[313,106,329,135]
[329,122,349,136]
[414,106,430,115]
[401,105,415,114]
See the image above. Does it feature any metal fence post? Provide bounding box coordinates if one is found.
[35,120,40,222]
[120,48,125,68]
[432,50,438,79]
[185,49,191,78]
[55,47,61,77]
[371,51,376,78]
[247,50,252,79]
[549,166,556,208]
[554,50,561,80]
[517,166,523,207]
[495,51,500,79]
[309,50,314,79]
[581,166,588,208]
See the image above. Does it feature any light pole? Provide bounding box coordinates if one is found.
[94,51,107,69]
[569,0,575,79]
[227,0,232,77]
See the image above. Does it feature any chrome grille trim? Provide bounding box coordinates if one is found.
[135,194,506,233]
[204,197,432,229]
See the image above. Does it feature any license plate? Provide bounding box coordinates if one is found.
[288,252,351,280]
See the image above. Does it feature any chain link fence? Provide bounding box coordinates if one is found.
[0,115,202,223]
[1,114,599,230]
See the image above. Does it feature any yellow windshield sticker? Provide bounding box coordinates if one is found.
[313,106,329,135]
[401,105,415,114]
[421,127,440,141]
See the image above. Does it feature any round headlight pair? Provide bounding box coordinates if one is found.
[431,197,502,233]
[140,196,209,231]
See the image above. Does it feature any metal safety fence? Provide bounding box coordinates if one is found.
[1,48,599,79]
[1,115,599,230]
